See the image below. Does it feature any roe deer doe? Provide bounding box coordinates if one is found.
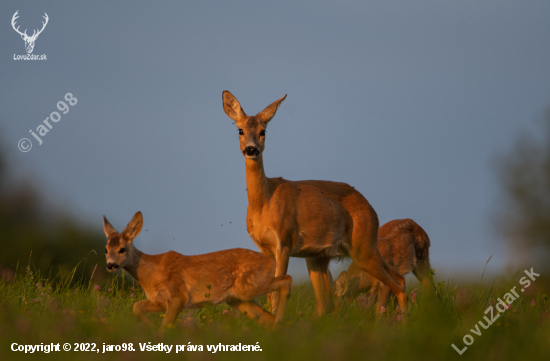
[222,91,407,316]
[103,211,292,331]
[333,219,436,310]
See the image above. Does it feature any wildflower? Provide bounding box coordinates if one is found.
[131,286,134,291]
[380,306,386,313]
[413,288,418,292]
[108,288,113,292]
[94,285,101,291]
[222,309,229,315]
[130,293,135,298]
[33,299,39,303]
[531,300,536,306]
[396,314,402,321]
[36,282,42,289]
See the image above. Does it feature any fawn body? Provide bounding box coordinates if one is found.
[333,218,436,310]
[222,91,408,316]
[103,212,292,331]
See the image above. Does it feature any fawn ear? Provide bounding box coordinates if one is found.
[103,216,118,239]
[122,211,143,241]
[256,94,286,124]
[333,271,348,297]
[222,91,247,124]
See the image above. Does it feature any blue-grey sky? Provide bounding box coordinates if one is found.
[1,1,549,281]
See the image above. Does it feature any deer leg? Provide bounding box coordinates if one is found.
[376,283,393,312]
[269,246,290,315]
[306,257,334,316]
[267,275,292,323]
[352,250,408,312]
[133,299,164,328]
[160,297,186,332]
[228,299,276,328]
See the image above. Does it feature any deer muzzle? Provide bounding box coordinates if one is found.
[243,146,259,157]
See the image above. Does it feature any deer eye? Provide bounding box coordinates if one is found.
[105,248,108,254]
[238,129,244,136]
[259,130,266,137]
[119,248,126,254]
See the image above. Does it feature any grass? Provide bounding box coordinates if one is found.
[0,264,549,361]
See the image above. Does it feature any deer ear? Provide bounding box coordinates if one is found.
[103,216,118,239]
[222,91,247,123]
[122,211,143,241]
[256,95,286,124]
[333,271,349,297]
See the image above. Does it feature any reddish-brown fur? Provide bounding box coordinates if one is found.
[333,219,436,310]
[222,91,408,315]
[103,212,292,332]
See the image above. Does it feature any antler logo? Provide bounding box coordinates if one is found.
[11,11,49,54]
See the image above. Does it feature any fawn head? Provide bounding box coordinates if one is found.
[222,91,286,160]
[103,211,143,272]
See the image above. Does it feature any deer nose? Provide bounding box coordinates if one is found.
[243,146,259,157]
[106,263,119,271]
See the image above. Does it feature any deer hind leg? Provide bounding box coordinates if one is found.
[306,257,334,316]
[375,283,393,311]
[227,299,276,328]
[133,299,164,328]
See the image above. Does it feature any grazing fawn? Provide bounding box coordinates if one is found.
[333,219,436,310]
[222,91,408,316]
[103,211,292,331]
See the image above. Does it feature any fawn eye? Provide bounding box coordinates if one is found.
[119,248,126,254]
[259,130,266,137]
[238,129,244,136]
[105,248,108,254]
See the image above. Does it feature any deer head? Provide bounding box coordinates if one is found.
[222,91,286,160]
[103,212,143,272]
[11,11,49,54]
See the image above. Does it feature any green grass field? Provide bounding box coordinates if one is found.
[1,264,548,361]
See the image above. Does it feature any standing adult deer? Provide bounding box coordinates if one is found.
[103,211,292,332]
[222,91,408,316]
[333,218,437,310]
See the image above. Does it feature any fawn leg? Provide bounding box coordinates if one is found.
[228,299,275,328]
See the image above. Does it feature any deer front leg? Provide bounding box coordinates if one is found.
[133,299,164,328]
[306,257,334,316]
[269,245,290,315]
[159,297,186,333]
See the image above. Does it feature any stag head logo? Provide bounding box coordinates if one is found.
[11,11,49,54]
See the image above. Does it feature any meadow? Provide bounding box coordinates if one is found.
[0,260,548,361]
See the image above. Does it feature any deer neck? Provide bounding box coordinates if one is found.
[122,247,151,282]
[245,155,270,209]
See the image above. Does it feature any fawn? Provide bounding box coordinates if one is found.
[103,211,292,331]
[222,91,408,316]
[333,219,436,310]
